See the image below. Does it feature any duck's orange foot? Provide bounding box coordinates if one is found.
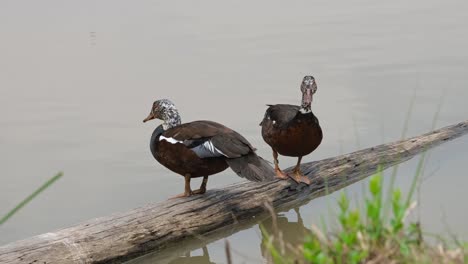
[275,168,289,180]
[170,191,193,199]
[192,188,206,195]
[171,188,207,199]
[288,170,312,185]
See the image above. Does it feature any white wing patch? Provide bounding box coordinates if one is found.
[159,136,227,158]
[159,135,182,144]
[191,140,228,158]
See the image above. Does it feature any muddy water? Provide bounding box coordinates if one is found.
[1,0,468,263]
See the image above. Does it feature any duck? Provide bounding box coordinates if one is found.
[260,76,323,185]
[143,99,275,197]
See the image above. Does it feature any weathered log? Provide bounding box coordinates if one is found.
[1,121,467,264]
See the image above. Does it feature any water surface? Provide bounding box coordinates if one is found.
[1,0,468,263]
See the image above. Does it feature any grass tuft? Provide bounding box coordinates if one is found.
[260,166,466,263]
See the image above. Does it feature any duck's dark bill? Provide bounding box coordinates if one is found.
[143,112,155,123]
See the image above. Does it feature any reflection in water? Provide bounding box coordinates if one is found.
[126,208,311,263]
[128,245,217,264]
[260,208,311,260]
[167,247,215,264]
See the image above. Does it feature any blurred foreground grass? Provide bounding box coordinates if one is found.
[0,172,63,226]
[258,166,467,264]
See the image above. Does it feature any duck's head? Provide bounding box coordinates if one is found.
[300,75,317,112]
[143,99,181,130]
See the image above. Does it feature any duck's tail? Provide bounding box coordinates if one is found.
[226,153,275,182]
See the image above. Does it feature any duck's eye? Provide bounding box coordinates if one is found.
[153,106,160,114]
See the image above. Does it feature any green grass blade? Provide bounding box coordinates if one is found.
[383,90,416,220]
[0,172,63,226]
[260,224,287,264]
[405,90,445,208]
[405,152,426,208]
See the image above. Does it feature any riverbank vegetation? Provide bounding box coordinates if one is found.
[256,167,467,264]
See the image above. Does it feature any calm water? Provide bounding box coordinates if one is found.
[1,0,468,263]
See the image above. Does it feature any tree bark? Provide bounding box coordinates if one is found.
[1,121,467,264]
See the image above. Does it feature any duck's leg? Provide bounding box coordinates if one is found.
[202,246,209,258]
[192,176,208,194]
[289,156,311,185]
[273,149,288,180]
[171,174,193,198]
[294,207,304,226]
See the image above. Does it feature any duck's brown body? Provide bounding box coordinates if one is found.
[153,140,229,178]
[151,121,247,178]
[261,104,322,157]
[146,113,274,197]
[261,105,322,157]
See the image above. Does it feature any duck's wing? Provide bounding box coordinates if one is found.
[260,104,300,126]
[162,120,253,159]
[164,120,275,181]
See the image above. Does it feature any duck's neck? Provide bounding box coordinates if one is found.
[150,125,164,159]
[161,108,182,130]
[299,91,312,114]
[299,103,312,114]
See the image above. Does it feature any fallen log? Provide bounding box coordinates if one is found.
[1,121,467,264]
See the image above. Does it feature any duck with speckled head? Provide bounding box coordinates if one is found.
[260,76,323,185]
[143,99,275,198]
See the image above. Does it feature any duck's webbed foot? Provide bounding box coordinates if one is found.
[288,156,311,185]
[170,190,193,199]
[289,170,311,185]
[170,174,196,199]
[192,176,208,194]
[192,188,206,195]
[275,168,289,180]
